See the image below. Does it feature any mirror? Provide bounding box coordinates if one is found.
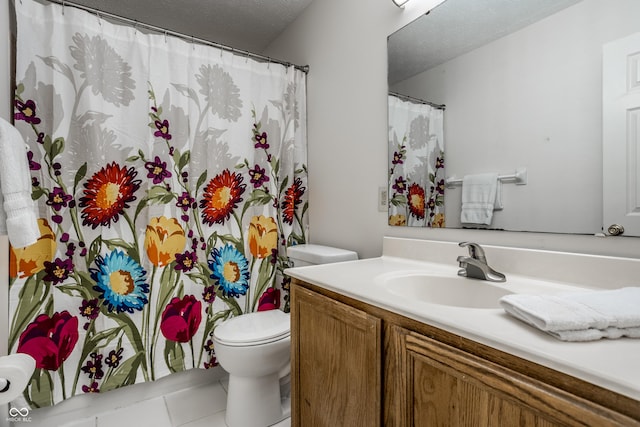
[387,0,640,233]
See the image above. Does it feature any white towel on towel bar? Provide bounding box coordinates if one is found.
[0,118,40,247]
[499,287,640,341]
[460,173,499,225]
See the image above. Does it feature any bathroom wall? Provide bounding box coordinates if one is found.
[265,0,640,259]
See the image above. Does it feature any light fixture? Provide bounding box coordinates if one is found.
[392,0,410,8]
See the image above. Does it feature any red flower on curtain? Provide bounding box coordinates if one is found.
[281,177,305,225]
[408,183,426,220]
[199,169,246,225]
[160,295,202,343]
[257,288,281,311]
[17,311,79,371]
[79,162,141,229]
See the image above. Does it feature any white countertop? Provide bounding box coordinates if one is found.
[284,237,640,401]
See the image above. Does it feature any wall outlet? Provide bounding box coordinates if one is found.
[378,186,388,212]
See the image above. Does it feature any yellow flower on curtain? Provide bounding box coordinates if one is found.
[144,216,186,266]
[432,213,446,228]
[248,215,277,259]
[9,218,56,278]
[388,214,406,226]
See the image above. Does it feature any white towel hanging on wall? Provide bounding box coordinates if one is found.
[460,173,499,225]
[0,118,41,247]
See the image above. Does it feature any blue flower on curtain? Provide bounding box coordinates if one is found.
[90,250,149,313]
[209,244,251,298]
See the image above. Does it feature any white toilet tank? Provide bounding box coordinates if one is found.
[287,243,358,267]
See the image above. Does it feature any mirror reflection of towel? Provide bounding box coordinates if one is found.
[460,173,499,225]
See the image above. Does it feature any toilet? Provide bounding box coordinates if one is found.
[213,244,358,427]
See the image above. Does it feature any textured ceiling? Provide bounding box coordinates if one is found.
[69,0,314,53]
[388,0,582,84]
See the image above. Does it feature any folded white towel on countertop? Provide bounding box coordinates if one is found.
[552,326,640,342]
[0,118,40,248]
[460,173,499,225]
[499,287,640,342]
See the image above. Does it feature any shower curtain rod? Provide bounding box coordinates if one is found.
[389,91,445,110]
[38,0,310,74]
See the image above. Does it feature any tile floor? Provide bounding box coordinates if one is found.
[14,368,290,427]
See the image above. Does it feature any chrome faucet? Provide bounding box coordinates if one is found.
[456,242,506,282]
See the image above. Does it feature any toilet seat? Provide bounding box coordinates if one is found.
[214,310,290,347]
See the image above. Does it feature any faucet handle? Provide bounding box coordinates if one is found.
[459,242,487,262]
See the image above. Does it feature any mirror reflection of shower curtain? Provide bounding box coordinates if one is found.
[388,94,445,227]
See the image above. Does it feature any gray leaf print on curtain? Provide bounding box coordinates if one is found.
[156,88,241,175]
[196,64,242,121]
[21,62,64,134]
[285,82,300,129]
[73,111,121,156]
[408,115,429,150]
[70,33,136,107]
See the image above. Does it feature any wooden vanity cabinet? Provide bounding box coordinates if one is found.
[291,279,640,427]
[290,283,382,426]
[386,324,637,427]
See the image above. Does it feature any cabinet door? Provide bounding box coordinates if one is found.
[291,285,381,427]
[386,325,636,427]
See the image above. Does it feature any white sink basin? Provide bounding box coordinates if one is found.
[376,272,513,309]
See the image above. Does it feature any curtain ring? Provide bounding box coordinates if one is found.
[61,1,65,15]
[267,57,271,69]
[245,51,250,63]
[96,11,101,26]
[191,35,195,50]
[164,30,168,43]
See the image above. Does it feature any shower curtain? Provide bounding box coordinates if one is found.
[10,0,307,407]
[388,94,445,227]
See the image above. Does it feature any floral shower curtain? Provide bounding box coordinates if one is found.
[10,0,307,407]
[388,94,445,227]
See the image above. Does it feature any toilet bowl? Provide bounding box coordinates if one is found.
[214,244,358,427]
[213,310,291,427]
